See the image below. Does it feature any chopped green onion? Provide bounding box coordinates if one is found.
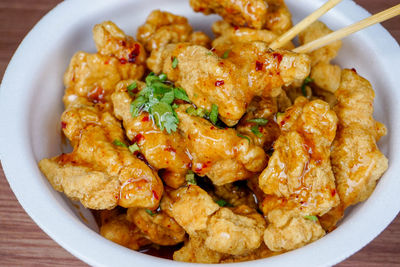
[185,170,197,185]
[304,215,318,222]
[127,82,137,96]
[172,57,178,69]
[145,209,156,216]
[128,143,140,154]
[301,76,314,97]
[186,106,207,118]
[215,199,232,207]
[247,118,268,126]
[206,52,214,56]
[158,73,167,82]
[251,125,263,137]
[113,139,127,147]
[237,133,251,143]
[209,104,219,125]
[222,49,231,59]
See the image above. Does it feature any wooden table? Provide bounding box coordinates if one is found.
[0,0,399,266]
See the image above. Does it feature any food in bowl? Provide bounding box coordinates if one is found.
[37,0,388,263]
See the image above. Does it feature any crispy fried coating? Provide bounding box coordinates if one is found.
[321,70,388,230]
[176,105,267,185]
[259,98,339,216]
[299,21,342,66]
[148,42,310,125]
[213,183,258,209]
[310,62,341,93]
[127,208,186,246]
[137,10,210,52]
[38,158,120,210]
[212,20,294,51]
[264,210,325,251]
[112,82,191,188]
[190,0,268,29]
[100,214,151,250]
[264,0,292,34]
[171,186,266,262]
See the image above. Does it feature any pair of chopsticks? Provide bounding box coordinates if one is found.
[269,0,400,53]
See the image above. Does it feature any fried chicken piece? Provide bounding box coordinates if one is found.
[259,97,339,216]
[112,81,191,188]
[298,21,342,66]
[310,62,341,94]
[236,96,281,150]
[264,0,292,34]
[213,183,258,209]
[176,105,268,185]
[93,21,146,66]
[38,158,120,210]
[137,10,210,52]
[212,20,294,51]
[320,69,388,230]
[171,186,266,262]
[148,42,310,125]
[221,243,278,263]
[126,208,186,246]
[100,214,151,250]
[264,209,325,251]
[64,22,146,110]
[190,0,268,29]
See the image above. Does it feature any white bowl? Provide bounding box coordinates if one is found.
[0,0,399,266]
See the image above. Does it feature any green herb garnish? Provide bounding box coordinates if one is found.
[301,76,314,97]
[127,82,137,96]
[222,50,231,59]
[145,209,156,216]
[185,170,197,185]
[172,57,178,69]
[206,52,214,56]
[130,73,191,133]
[128,143,140,154]
[304,215,318,222]
[247,118,268,126]
[113,139,127,147]
[215,199,232,207]
[209,104,219,125]
[237,133,251,143]
[251,125,263,137]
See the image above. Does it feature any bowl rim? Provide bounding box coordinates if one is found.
[1,0,400,266]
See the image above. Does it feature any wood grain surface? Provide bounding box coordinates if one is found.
[0,0,399,266]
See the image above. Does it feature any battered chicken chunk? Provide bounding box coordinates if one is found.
[213,183,258,209]
[127,208,186,246]
[211,20,294,51]
[100,213,151,250]
[112,81,191,188]
[320,69,388,230]
[148,42,310,125]
[298,21,342,66]
[310,62,341,94]
[176,105,268,185]
[64,21,146,110]
[170,185,266,262]
[259,97,339,216]
[264,0,292,34]
[137,10,210,52]
[190,0,268,29]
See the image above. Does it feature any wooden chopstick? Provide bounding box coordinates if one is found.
[293,4,400,53]
[269,0,343,50]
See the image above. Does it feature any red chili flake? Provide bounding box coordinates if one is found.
[120,40,127,47]
[215,80,224,87]
[211,47,216,52]
[187,162,192,169]
[152,190,159,200]
[87,86,106,104]
[331,189,336,197]
[198,7,205,12]
[233,25,239,31]
[141,116,150,122]
[255,60,263,71]
[119,58,127,64]
[104,60,110,65]
[210,126,215,130]
[61,121,67,129]
[114,195,119,200]
[164,146,176,153]
[128,44,140,63]
[351,68,357,73]
[134,133,144,143]
[219,62,224,66]
[272,53,283,64]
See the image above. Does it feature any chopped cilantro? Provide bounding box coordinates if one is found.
[237,133,251,143]
[301,76,314,97]
[145,209,156,216]
[113,139,127,147]
[215,199,232,207]
[247,118,268,126]
[128,143,140,154]
[186,106,207,118]
[222,49,231,59]
[172,57,178,69]
[304,215,318,222]
[251,125,263,137]
[185,170,197,185]
[209,104,219,125]
[130,73,191,133]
